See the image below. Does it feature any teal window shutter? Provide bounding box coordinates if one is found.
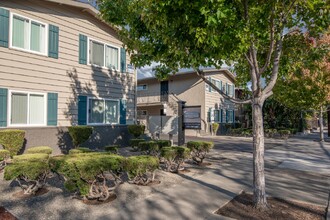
[47,93,58,126]
[226,83,228,95]
[0,88,8,127]
[79,34,87,64]
[78,95,87,125]
[0,8,9,48]
[120,48,126,73]
[208,77,212,92]
[220,109,223,123]
[232,110,235,124]
[48,24,59,59]
[220,81,223,91]
[226,110,229,123]
[120,99,127,124]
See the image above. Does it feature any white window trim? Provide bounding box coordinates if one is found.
[87,97,120,125]
[87,37,121,72]
[7,90,47,127]
[9,12,49,56]
[137,84,148,91]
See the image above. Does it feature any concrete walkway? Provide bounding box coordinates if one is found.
[1,132,329,219]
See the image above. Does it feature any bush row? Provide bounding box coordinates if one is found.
[4,150,159,201]
[229,128,295,138]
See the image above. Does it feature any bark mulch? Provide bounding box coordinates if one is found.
[0,207,17,220]
[215,192,326,220]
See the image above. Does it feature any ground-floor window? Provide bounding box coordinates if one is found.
[88,98,119,125]
[9,91,46,126]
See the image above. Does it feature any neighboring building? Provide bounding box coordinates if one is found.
[137,69,236,136]
[0,0,136,153]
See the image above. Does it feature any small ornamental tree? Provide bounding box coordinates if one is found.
[50,153,125,201]
[129,139,145,151]
[127,125,145,138]
[155,140,172,149]
[187,141,214,165]
[160,146,190,173]
[99,0,329,209]
[26,146,52,155]
[212,123,220,135]
[0,149,10,171]
[68,126,93,148]
[138,141,159,156]
[124,155,159,185]
[4,153,51,195]
[0,130,25,156]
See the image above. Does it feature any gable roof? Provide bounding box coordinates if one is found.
[137,68,236,83]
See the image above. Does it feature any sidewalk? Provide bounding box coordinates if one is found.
[0,133,329,219]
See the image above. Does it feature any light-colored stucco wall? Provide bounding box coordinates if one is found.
[0,0,135,127]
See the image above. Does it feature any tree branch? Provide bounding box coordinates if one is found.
[195,69,252,104]
[260,5,275,74]
[262,37,283,95]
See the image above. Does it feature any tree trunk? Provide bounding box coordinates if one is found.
[252,99,268,209]
[319,107,324,142]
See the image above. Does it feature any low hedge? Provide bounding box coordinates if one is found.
[138,141,159,156]
[155,140,171,149]
[4,153,50,195]
[69,147,93,155]
[50,153,125,201]
[186,141,214,165]
[124,155,159,185]
[104,145,119,154]
[278,129,291,138]
[161,146,190,173]
[26,146,52,155]
[129,139,145,151]
[127,125,145,138]
[0,129,25,156]
[68,126,93,148]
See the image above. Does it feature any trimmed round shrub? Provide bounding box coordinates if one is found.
[0,149,10,161]
[265,129,277,138]
[129,139,145,151]
[13,153,50,163]
[124,155,159,185]
[138,141,159,156]
[69,147,93,155]
[212,123,220,135]
[26,146,52,155]
[127,125,145,138]
[68,126,93,148]
[155,140,171,149]
[105,145,119,154]
[278,129,291,138]
[0,149,10,171]
[4,153,50,195]
[50,153,125,201]
[187,141,214,165]
[0,129,25,156]
[160,146,190,173]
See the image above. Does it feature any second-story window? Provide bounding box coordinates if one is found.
[89,39,119,70]
[137,85,147,91]
[11,14,47,54]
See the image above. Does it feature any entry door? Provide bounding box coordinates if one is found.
[160,81,169,102]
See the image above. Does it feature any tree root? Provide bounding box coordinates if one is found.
[16,172,48,195]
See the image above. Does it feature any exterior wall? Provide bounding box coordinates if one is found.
[0,125,131,155]
[0,0,135,126]
[0,0,136,151]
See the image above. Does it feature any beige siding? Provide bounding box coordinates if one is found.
[0,0,135,127]
[204,71,235,122]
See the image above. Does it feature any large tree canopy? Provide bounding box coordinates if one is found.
[98,0,330,209]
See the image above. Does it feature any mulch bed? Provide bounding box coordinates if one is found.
[0,207,17,220]
[81,194,117,205]
[215,192,326,220]
[13,188,49,199]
